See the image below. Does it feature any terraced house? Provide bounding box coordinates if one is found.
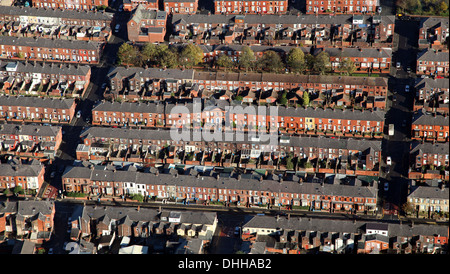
[123,0,159,11]
[407,183,449,217]
[241,215,448,254]
[170,13,395,48]
[106,67,388,109]
[31,0,108,10]
[0,61,91,98]
[0,124,62,160]
[68,205,217,242]
[214,0,288,14]
[413,78,449,115]
[91,100,385,138]
[0,161,46,193]
[411,109,449,142]
[0,96,76,124]
[62,165,378,213]
[0,36,103,65]
[418,17,449,50]
[0,200,55,244]
[306,0,379,14]
[0,6,114,42]
[416,49,449,77]
[76,127,381,176]
[164,0,199,14]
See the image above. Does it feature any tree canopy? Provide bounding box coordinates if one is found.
[286,48,305,73]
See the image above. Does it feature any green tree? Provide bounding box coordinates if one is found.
[339,57,356,75]
[313,52,331,75]
[286,154,294,170]
[179,43,203,68]
[216,54,234,71]
[302,91,310,106]
[117,43,139,66]
[305,53,315,72]
[256,50,283,73]
[13,185,24,195]
[279,90,288,105]
[141,43,158,65]
[238,46,256,72]
[152,45,179,68]
[286,48,305,73]
[439,1,448,14]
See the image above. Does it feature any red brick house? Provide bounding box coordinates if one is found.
[0,36,103,65]
[418,17,449,50]
[413,78,449,115]
[0,201,55,243]
[411,109,449,142]
[0,161,46,193]
[416,49,450,77]
[214,0,288,14]
[62,166,379,213]
[0,96,76,124]
[164,0,198,14]
[306,0,379,14]
[123,0,159,12]
[0,61,92,98]
[0,124,63,160]
[127,5,167,43]
[32,0,108,10]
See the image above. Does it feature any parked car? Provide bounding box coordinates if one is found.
[115,24,120,33]
[386,156,392,165]
[76,110,82,118]
[396,62,401,69]
[384,182,389,191]
[405,85,410,92]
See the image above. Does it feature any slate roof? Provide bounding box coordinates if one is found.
[172,13,395,27]
[0,61,91,76]
[0,163,44,177]
[417,49,450,62]
[408,185,449,200]
[129,4,167,23]
[414,77,450,90]
[16,200,54,216]
[419,17,449,30]
[93,101,165,113]
[277,106,385,121]
[242,215,449,237]
[0,96,75,109]
[63,166,378,199]
[410,141,450,155]
[0,36,101,50]
[79,205,215,226]
[79,127,381,151]
[412,108,449,126]
[0,6,114,21]
[0,123,61,137]
[107,67,195,81]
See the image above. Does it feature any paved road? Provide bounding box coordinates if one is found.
[382,18,420,209]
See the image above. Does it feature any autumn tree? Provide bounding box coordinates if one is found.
[216,54,234,71]
[141,43,158,65]
[339,58,356,75]
[256,50,284,73]
[117,43,139,66]
[313,52,331,75]
[286,47,305,73]
[158,46,179,68]
[179,43,203,68]
[238,46,256,72]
